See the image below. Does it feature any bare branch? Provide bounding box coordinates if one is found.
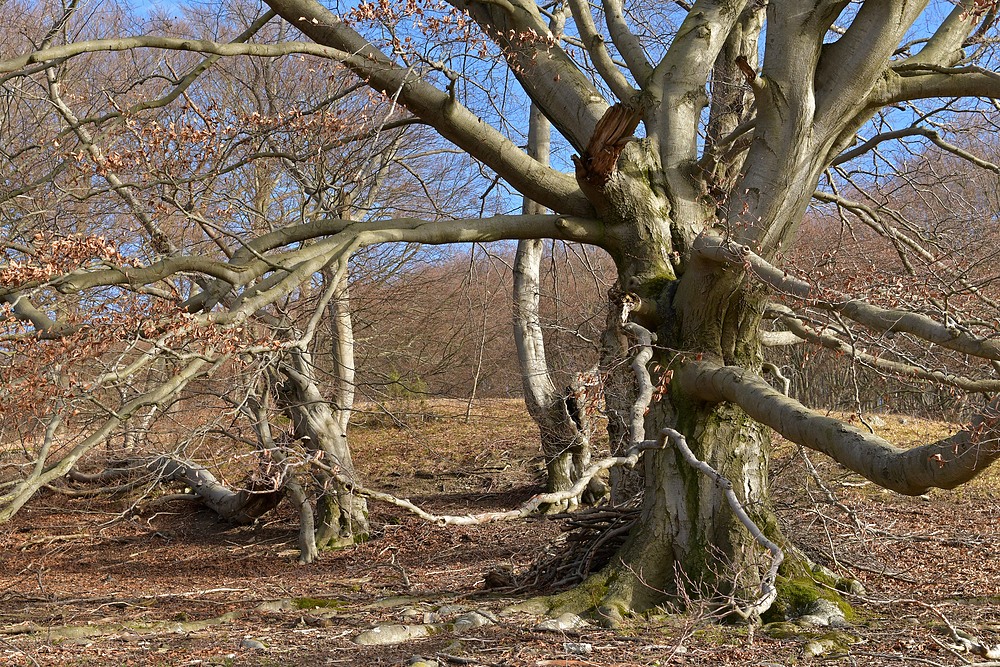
[769,304,1000,393]
[567,0,637,102]
[601,0,653,86]
[313,440,663,526]
[694,233,1000,361]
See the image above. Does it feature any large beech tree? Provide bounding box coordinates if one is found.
[4,0,1000,618]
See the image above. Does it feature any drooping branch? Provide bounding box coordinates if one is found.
[693,234,1000,361]
[678,360,1000,495]
[662,427,783,621]
[768,304,1000,393]
[0,357,213,522]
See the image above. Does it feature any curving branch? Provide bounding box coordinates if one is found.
[622,321,655,445]
[678,360,1000,495]
[0,357,213,522]
[831,126,1000,172]
[768,304,1000,393]
[312,439,663,526]
[693,234,1000,361]
[7,214,606,307]
[884,66,1000,105]
[4,12,591,216]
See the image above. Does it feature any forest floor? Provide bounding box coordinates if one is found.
[1,399,998,666]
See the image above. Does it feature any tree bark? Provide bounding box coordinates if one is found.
[515,103,605,509]
[275,346,369,550]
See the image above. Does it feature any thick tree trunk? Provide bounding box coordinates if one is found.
[552,127,796,619]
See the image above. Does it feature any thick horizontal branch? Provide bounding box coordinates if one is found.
[5,215,606,303]
[677,360,1000,495]
[693,234,1000,361]
[883,66,1000,105]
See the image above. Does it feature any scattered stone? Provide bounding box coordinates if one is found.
[535,612,589,632]
[804,599,849,628]
[802,638,838,657]
[353,624,435,646]
[239,638,266,650]
[563,642,593,655]
[835,577,866,596]
[408,657,439,667]
[436,604,468,616]
[453,611,494,634]
[402,607,440,624]
[596,605,624,628]
[300,614,334,628]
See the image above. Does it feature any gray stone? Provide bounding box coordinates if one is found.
[804,599,848,627]
[563,642,593,654]
[408,657,439,667]
[535,612,589,632]
[436,604,468,616]
[453,611,494,633]
[353,624,435,646]
[240,638,266,650]
[795,614,829,627]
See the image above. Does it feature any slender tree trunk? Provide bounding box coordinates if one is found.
[275,345,369,551]
[514,103,605,509]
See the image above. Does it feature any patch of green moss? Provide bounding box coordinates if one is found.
[292,597,347,611]
[542,571,611,616]
[762,575,857,624]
